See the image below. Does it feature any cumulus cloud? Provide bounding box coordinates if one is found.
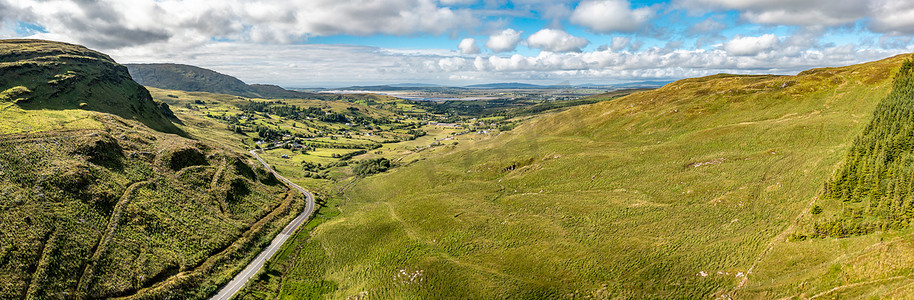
[723,34,780,56]
[429,43,905,80]
[869,0,914,35]
[458,38,480,54]
[690,18,725,34]
[675,0,914,35]
[485,28,523,53]
[94,35,914,87]
[439,0,477,5]
[611,37,631,51]
[570,0,654,33]
[675,0,866,27]
[0,0,478,49]
[526,29,589,53]
[2,0,913,87]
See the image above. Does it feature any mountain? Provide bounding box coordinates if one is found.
[0,40,301,299]
[389,83,442,88]
[126,63,320,99]
[464,81,674,90]
[598,80,675,89]
[465,82,548,89]
[126,63,253,96]
[619,79,675,87]
[239,54,914,298]
[0,39,181,135]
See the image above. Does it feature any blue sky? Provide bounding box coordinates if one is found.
[1,0,913,87]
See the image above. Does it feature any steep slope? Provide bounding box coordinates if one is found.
[740,57,914,298]
[0,117,303,299]
[817,58,914,235]
[0,40,305,299]
[237,54,909,298]
[126,63,318,99]
[0,39,181,135]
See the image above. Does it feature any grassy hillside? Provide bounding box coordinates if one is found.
[0,39,304,299]
[236,54,910,298]
[0,115,305,299]
[740,57,914,298]
[0,39,181,135]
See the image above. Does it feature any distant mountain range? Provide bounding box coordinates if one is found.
[464,82,546,89]
[126,63,672,95]
[335,80,674,91]
[126,63,321,99]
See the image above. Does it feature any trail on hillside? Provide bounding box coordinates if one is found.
[77,180,152,296]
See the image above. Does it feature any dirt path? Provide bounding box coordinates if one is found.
[211,155,230,216]
[76,180,151,296]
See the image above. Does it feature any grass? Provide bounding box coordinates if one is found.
[0,110,300,298]
[238,54,913,298]
[0,102,103,134]
[0,39,182,135]
[13,39,914,299]
[738,57,914,298]
[0,40,303,298]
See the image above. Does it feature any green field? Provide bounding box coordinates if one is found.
[235,54,914,298]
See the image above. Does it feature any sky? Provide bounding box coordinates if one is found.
[1,0,914,88]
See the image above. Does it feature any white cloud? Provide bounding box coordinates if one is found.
[485,28,523,53]
[675,0,914,35]
[723,34,780,56]
[675,0,866,27]
[611,37,631,51]
[869,0,914,35]
[2,0,913,87]
[570,0,654,33]
[690,18,725,33]
[526,29,589,53]
[458,38,480,54]
[0,0,478,49]
[95,36,914,87]
[439,0,477,5]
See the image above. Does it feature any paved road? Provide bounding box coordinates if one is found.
[210,149,315,300]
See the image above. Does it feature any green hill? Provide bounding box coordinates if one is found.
[235,54,914,298]
[0,39,182,135]
[0,40,304,299]
[0,118,303,299]
[126,63,319,99]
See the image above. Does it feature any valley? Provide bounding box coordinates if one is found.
[4,37,914,299]
[224,55,914,299]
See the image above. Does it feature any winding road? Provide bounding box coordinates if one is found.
[210,149,315,300]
